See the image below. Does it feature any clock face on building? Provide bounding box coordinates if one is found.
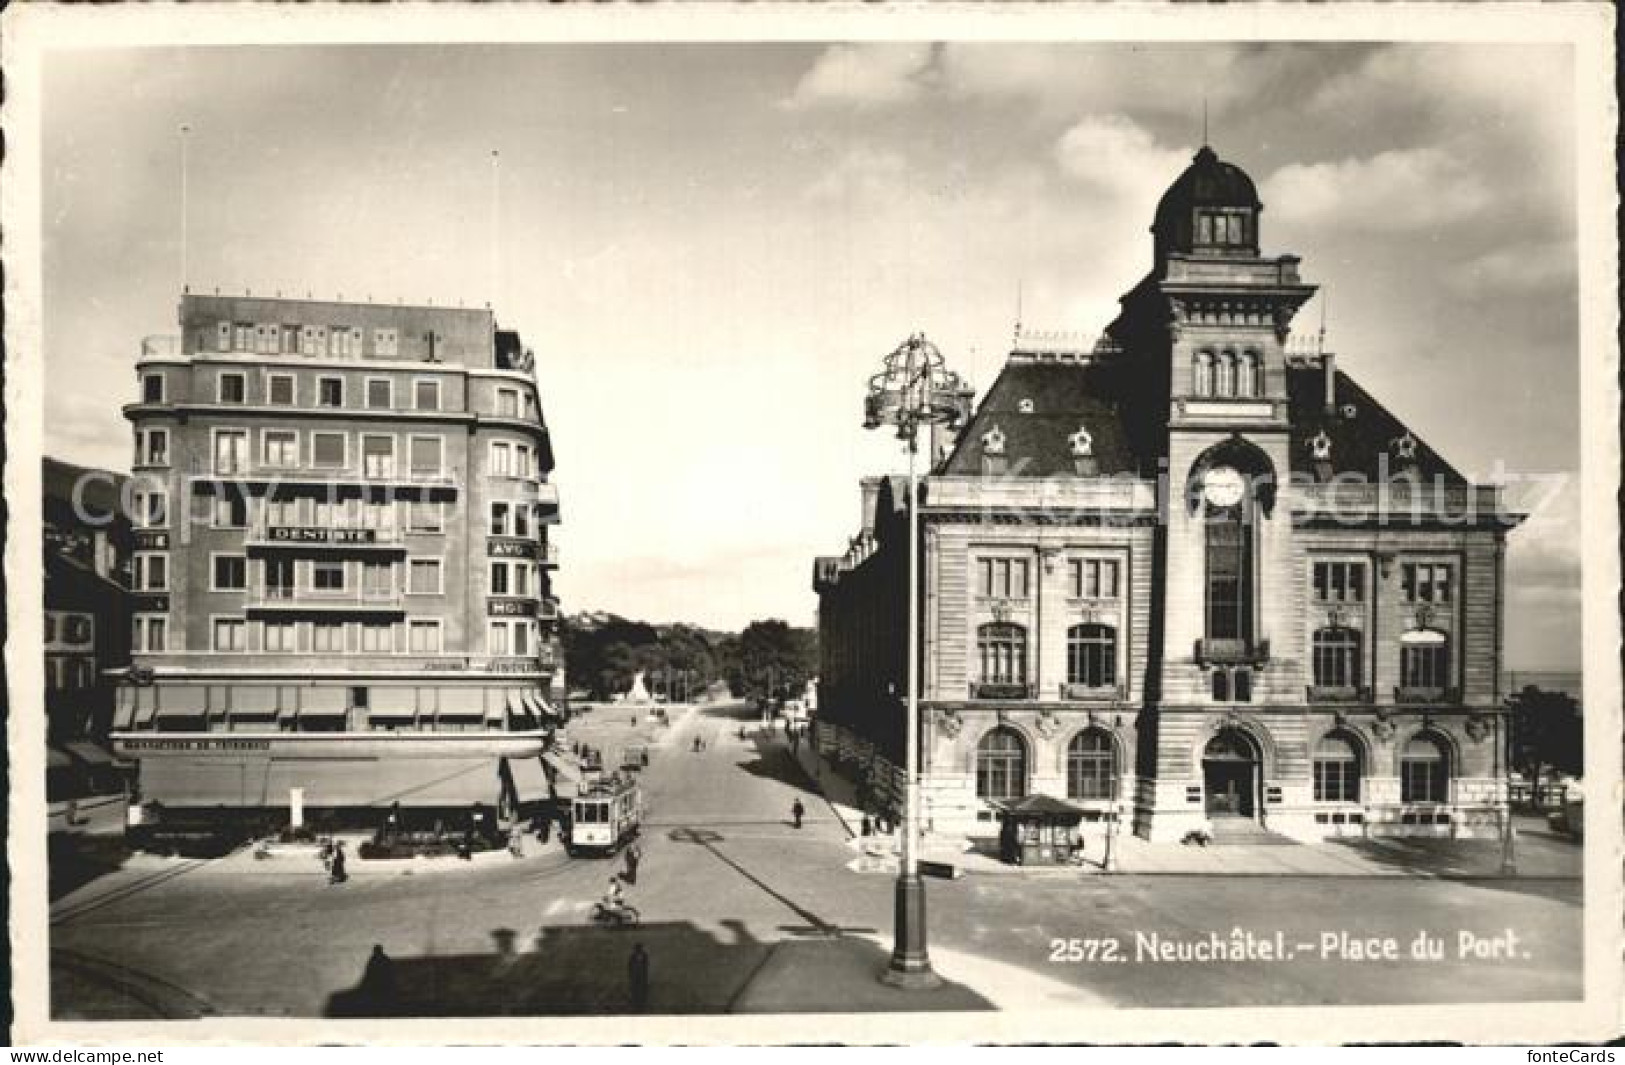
[1202,466,1247,508]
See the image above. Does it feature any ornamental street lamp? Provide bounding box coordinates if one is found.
[864,333,973,989]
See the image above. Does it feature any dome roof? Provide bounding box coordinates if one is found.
[1152,146,1262,234]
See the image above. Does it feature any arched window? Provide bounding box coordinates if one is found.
[1066,623,1117,690]
[1067,729,1116,800]
[1313,731,1361,803]
[1236,350,1259,397]
[1401,734,1450,804]
[1215,351,1236,397]
[1311,626,1362,690]
[1400,629,1450,691]
[977,623,1028,686]
[1194,351,1214,397]
[977,726,1028,801]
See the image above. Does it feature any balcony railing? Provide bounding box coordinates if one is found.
[1059,682,1125,702]
[537,542,561,567]
[970,681,1035,701]
[1394,685,1459,705]
[1194,638,1270,666]
[187,456,460,490]
[245,587,405,612]
[1307,685,1372,703]
[536,597,562,622]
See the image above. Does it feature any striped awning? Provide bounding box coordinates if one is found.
[113,686,138,730]
[521,691,549,723]
[298,687,349,716]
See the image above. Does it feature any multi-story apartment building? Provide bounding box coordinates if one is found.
[112,293,564,819]
[814,146,1523,843]
[44,457,132,802]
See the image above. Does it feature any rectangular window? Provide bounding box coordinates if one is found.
[409,436,442,477]
[267,374,295,405]
[514,504,531,539]
[360,623,393,653]
[491,442,513,477]
[263,622,297,653]
[311,432,347,468]
[233,323,254,352]
[489,621,511,657]
[254,323,277,355]
[407,501,444,534]
[1313,561,1367,603]
[1069,558,1119,599]
[213,618,247,652]
[408,559,442,595]
[218,373,247,404]
[318,377,344,408]
[135,615,168,653]
[312,561,346,592]
[312,622,344,653]
[142,373,165,403]
[213,555,247,591]
[409,620,442,654]
[415,379,441,411]
[374,329,399,358]
[280,325,300,354]
[135,553,169,591]
[977,558,1030,598]
[490,561,511,596]
[491,502,511,537]
[263,430,299,468]
[214,430,250,474]
[1205,514,1248,642]
[514,563,530,597]
[362,435,396,479]
[362,561,392,598]
[366,379,392,410]
[1402,563,1453,604]
[136,429,170,466]
[213,493,248,529]
[516,445,532,480]
[217,321,233,352]
[497,389,519,418]
[1314,758,1360,804]
[133,489,168,529]
[512,621,530,656]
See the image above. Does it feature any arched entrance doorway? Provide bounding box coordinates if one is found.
[1203,728,1261,818]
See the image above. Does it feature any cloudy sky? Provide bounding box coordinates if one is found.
[40,39,1581,667]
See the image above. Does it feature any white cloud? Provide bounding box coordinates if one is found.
[783,43,935,110]
[802,144,912,205]
[1444,240,1576,298]
[1053,114,1192,201]
[1262,147,1493,232]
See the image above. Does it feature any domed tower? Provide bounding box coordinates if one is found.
[1151,145,1264,266]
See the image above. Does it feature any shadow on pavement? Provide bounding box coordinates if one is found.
[323,920,991,1016]
[49,833,136,902]
[1325,830,1582,900]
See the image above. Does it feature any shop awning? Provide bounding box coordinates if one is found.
[298,687,349,717]
[521,691,552,724]
[438,686,487,718]
[155,686,208,717]
[65,741,116,766]
[541,749,583,784]
[113,687,138,730]
[504,755,553,801]
[231,686,280,716]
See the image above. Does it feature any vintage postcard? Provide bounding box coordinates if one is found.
[4,1,1620,1047]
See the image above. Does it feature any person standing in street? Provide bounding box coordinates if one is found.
[329,840,348,885]
[623,842,642,885]
[791,799,805,829]
[628,942,651,1013]
[508,822,525,858]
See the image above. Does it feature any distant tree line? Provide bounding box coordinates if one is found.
[1507,685,1582,781]
[562,615,817,704]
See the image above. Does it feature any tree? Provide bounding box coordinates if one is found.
[1508,685,1583,782]
[730,620,818,702]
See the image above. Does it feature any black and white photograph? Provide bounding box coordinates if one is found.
[4,2,1619,1047]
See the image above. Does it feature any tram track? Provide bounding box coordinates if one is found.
[51,947,217,1019]
[51,858,210,927]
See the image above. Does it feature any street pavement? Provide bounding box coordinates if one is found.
[49,700,1583,1018]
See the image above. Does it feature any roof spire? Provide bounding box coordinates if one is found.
[1202,95,1209,147]
[1013,279,1024,347]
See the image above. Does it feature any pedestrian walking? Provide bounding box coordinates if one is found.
[628,942,651,1013]
[508,823,525,859]
[537,814,553,846]
[791,799,805,829]
[329,841,348,884]
[861,814,872,837]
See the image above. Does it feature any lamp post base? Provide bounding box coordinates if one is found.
[880,873,940,989]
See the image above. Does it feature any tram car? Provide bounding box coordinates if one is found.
[565,775,643,857]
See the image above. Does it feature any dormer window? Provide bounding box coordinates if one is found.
[1197,209,1250,247]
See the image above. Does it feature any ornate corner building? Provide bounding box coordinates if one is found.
[814,147,1523,843]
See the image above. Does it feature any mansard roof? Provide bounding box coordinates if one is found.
[1285,363,1468,484]
[938,360,1147,478]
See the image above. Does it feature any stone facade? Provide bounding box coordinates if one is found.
[814,147,1521,845]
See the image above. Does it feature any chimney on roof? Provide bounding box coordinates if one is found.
[1323,351,1337,413]
[860,476,882,537]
